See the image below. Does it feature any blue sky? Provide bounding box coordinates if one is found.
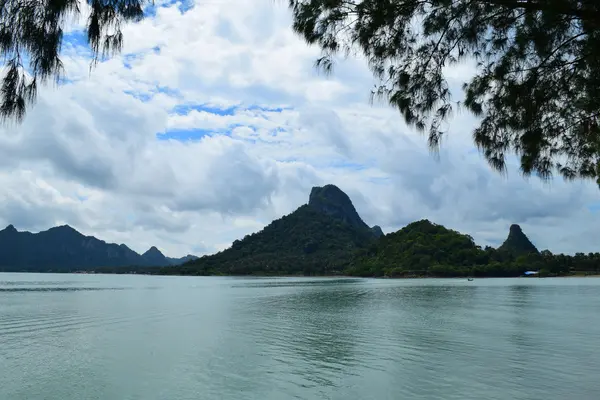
[157,103,292,141]
[0,0,598,257]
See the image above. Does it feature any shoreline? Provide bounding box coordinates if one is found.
[2,271,600,279]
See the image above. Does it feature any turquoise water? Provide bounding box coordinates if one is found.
[1,274,599,399]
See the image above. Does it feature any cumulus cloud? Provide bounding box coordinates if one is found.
[0,0,598,258]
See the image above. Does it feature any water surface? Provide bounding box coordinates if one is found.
[1,274,599,399]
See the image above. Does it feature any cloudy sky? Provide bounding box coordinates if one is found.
[0,0,598,257]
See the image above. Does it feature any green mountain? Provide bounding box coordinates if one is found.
[347,220,491,277]
[498,224,538,256]
[0,224,195,272]
[308,185,383,236]
[180,184,380,275]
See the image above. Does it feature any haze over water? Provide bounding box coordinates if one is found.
[1,274,599,400]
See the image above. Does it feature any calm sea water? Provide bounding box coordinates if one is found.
[1,274,599,399]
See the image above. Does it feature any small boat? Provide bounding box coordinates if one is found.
[467,278,474,281]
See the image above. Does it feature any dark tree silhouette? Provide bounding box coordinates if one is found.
[0,0,147,121]
[288,0,600,184]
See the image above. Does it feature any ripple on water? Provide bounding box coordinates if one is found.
[1,275,600,400]
[0,287,128,293]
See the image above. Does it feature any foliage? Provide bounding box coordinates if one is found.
[346,219,600,278]
[347,219,492,277]
[288,0,600,184]
[175,204,377,276]
[0,0,147,122]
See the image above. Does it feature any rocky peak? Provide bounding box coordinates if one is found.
[499,224,538,255]
[143,246,163,257]
[44,224,84,239]
[2,224,17,233]
[509,224,523,234]
[141,246,169,267]
[371,225,384,238]
[308,184,384,238]
[309,184,370,231]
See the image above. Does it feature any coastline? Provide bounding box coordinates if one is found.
[2,270,600,279]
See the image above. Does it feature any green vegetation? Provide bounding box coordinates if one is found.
[347,220,491,277]
[175,205,377,276]
[166,215,600,279]
[0,0,148,122]
[289,0,600,185]
[80,250,600,278]
[344,220,599,278]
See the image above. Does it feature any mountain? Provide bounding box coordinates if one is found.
[309,185,366,229]
[180,184,379,275]
[348,219,490,277]
[0,225,194,272]
[142,246,168,266]
[498,224,539,256]
[140,246,198,267]
[308,185,383,238]
[371,225,384,238]
[169,254,198,264]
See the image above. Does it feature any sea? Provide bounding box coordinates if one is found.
[1,273,599,399]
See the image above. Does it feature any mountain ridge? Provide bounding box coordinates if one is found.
[2,185,594,277]
[0,225,196,271]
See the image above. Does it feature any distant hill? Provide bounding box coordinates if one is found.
[141,246,169,266]
[179,184,380,275]
[0,225,195,272]
[168,254,198,265]
[498,224,539,256]
[348,220,491,277]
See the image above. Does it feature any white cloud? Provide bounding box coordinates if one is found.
[0,0,598,259]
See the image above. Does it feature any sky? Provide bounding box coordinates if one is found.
[0,0,598,257]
